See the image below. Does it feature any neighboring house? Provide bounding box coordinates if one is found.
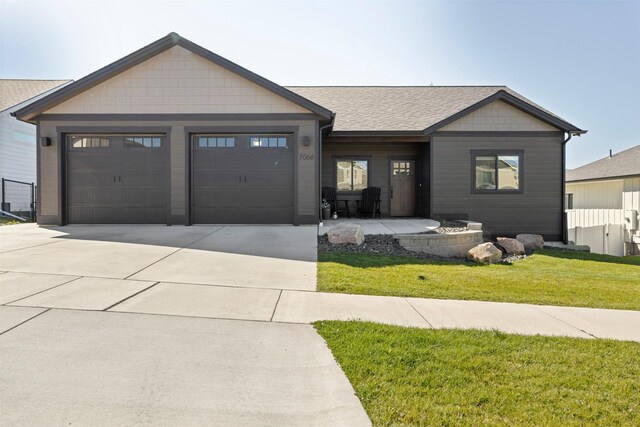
[13,33,585,240]
[1,80,72,184]
[566,145,640,256]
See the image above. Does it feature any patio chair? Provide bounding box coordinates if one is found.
[322,186,350,218]
[356,187,381,218]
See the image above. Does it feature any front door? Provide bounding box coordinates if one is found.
[390,160,416,217]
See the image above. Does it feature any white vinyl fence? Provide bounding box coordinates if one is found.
[566,209,625,256]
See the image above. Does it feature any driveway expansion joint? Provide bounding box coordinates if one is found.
[2,276,83,306]
[0,308,51,336]
[103,282,160,311]
[270,290,283,322]
[122,226,225,280]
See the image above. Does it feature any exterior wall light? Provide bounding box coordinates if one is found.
[40,137,51,147]
[302,136,311,146]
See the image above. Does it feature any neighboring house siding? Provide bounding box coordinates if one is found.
[37,119,318,225]
[0,111,36,183]
[566,180,624,209]
[440,100,558,132]
[322,140,423,217]
[623,177,640,215]
[46,46,309,115]
[431,134,564,239]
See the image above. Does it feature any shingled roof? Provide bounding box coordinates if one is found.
[0,79,71,113]
[286,86,582,133]
[567,145,640,182]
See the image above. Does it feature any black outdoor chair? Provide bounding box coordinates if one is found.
[322,186,351,218]
[356,187,381,218]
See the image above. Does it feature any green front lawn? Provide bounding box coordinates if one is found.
[318,249,640,310]
[316,321,640,426]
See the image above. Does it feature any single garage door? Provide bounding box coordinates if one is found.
[66,134,167,223]
[192,134,294,224]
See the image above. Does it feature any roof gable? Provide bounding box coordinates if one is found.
[438,99,558,132]
[45,46,312,115]
[14,33,333,121]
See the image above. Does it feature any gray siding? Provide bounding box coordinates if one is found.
[431,134,564,239]
[322,140,424,217]
[37,118,318,225]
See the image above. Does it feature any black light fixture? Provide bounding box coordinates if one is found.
[40,137,51,147]
[302,136,311,146]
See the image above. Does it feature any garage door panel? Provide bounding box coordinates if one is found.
[191,135,294,224]
[194,188,241,208]
[66,135,167,224]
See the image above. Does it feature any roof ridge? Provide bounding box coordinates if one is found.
[284,85,508,88]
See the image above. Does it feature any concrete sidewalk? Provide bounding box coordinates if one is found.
[4,271,636,341]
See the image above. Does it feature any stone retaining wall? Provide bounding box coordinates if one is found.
[395,229,484,258]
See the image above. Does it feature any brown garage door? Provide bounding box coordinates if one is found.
[191,134,294,224]
[66,135,167,223]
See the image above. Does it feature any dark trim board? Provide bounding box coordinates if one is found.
[36,113,324,122]
[15,33,333,122]
[430,131,564,138]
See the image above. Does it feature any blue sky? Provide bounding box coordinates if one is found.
[1,0,638,168]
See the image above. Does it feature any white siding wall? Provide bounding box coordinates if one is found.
[566,180,624,209]
[566,177,640,256]
[440,100,558,132]
[0,110,36,184]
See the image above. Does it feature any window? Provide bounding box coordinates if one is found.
[198,136,235,148]
[70,136,110,148]
[566,193,574,210]
[336,159,369,192]
[472,151,522,193]
[392,162,412,176]
[125,137,162,148]
[250,136,288,148]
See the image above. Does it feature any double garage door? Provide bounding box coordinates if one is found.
[65,133,294,224]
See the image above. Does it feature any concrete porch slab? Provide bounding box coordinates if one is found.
[110,282,281,321]
[0,272,79,304]
[408,298,592,338]
[273,291,430,327]
[319,218,439,236]
[0,306,47,334]
[9,277,154,310]
[539,305,640,341]
[0,309,370,426]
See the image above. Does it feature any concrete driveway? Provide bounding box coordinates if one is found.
[0,224,371,426]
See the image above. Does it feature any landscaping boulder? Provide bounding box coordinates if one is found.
[516,234,544,252]
[327,222,365,245]
[467,242,503,264]
[496,237,525,255]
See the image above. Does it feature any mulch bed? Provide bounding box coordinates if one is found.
[318,225,528,264]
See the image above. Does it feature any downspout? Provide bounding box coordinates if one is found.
[318,114,335,226]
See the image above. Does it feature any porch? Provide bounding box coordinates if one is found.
[321,135,430,219]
